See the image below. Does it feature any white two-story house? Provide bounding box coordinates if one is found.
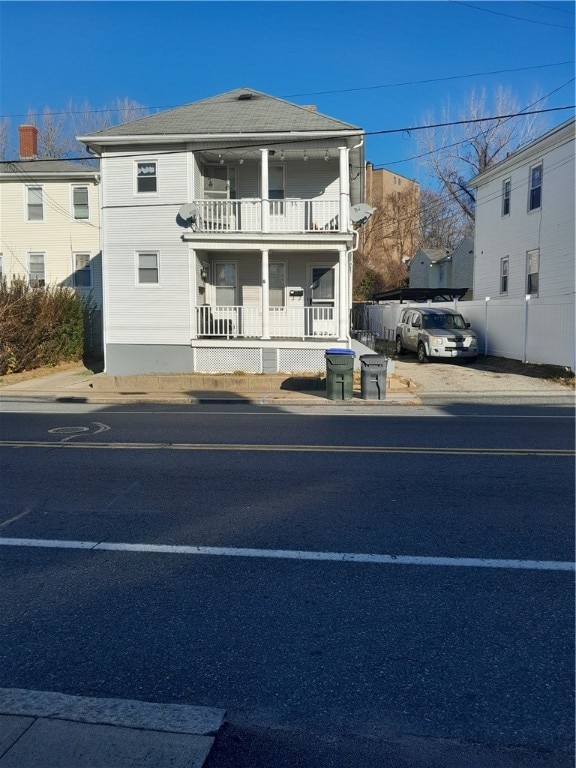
[469,117,575,369]
[0,125,101,306]
[79,88,365,375]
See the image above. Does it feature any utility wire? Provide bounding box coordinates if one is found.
[1,62,573,119]
[451,1,575,28]
[1,104,573,167]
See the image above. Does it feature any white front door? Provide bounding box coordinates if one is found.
[308,265,336,337]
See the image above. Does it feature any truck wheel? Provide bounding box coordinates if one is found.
[395,336,405,356]
[417,343,428,363]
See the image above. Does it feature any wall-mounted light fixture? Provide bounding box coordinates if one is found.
[324,150,330,162]
[303,150,308,162]
[219,154,224,165]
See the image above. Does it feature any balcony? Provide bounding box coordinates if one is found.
[190,198,340,234]
[196,305,337,340]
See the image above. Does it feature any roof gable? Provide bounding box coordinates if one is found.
[85,88,360,139]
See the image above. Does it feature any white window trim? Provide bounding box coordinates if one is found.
[135,251,160,286]
[526,248,540,296]
[28,251,46,287]
[25,185,44,222]
[528,162,543,212]
[501,178,511,217]
[500,256,509,295]
[73,252,92,289]
[71,185,91,221]
[135,159,159,196]
[309,263,336,304]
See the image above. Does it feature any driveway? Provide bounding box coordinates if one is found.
[393,356,574,395]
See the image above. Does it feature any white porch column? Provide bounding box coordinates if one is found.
[338,248,348,341]
[260,148,270,233]
[338,146,350,234]
[261,249,270,339]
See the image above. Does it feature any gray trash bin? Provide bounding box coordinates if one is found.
[359,354,387,401]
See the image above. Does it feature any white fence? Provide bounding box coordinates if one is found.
[363,295,575,371]
[196,305,337,339]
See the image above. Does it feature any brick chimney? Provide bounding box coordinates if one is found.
[18,125,39,159]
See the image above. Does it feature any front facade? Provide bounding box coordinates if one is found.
[470,118,575,301]
[0,125,102,307]
[80,88,365,375]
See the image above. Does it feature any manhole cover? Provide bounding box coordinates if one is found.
[48,426,90,435]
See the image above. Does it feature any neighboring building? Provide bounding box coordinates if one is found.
[0,125,102,308]
[408,236,474,298]
[360,163,419,281]
[470,118,574,302]
[79,88,365,375]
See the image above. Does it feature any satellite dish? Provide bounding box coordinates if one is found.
[349,203,376,225]
[178,202,199,224]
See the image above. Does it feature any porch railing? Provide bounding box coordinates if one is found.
[192,199,339,234]
[196,305,337,339]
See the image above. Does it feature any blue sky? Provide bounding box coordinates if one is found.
[0,1,574,186]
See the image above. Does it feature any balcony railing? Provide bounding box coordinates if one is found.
[191,199,340,234]
[196,305,337,339]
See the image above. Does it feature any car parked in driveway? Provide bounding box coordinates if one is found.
[395,307,478,363]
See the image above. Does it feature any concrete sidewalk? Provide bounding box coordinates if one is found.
[0,365,419,406]
[0,688,225,767]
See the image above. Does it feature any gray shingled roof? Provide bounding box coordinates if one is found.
[1,160,99,176]
[86,88,360,138]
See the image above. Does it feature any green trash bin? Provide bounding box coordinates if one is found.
[325,348,355,401]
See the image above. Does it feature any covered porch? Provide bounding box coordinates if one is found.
[190,246,352,342]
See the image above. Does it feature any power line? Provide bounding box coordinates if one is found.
[1,61,573,120]
[1,104,573,167]
[524,1,576,16]
[284,61,574,98]
[451,1,575,28]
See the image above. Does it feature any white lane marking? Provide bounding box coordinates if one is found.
[0,508,34,530]
[0,537,573,571]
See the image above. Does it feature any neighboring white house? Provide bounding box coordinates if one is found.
[0,125,102,308]
[78,87,366,375]
[408,237,474,298]
[468,117,575,369]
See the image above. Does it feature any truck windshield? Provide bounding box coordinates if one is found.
[423,314,467,330]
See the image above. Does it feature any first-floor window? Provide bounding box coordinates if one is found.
[29,253,45,287]
[527,248,540,295]
[269,262,285,307]
[214,262,236,306]
[500,257,509,294]
[137,252,159,284]
[311,266,334,303]
[74,253,92,288]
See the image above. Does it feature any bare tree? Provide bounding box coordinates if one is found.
[0,118,11,160]
[418,86,546,222]
[354,184,420,299]
[419,188,472,250]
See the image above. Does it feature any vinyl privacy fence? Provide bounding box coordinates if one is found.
[361,295,575,371]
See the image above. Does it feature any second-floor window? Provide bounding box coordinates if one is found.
[500,257,509,294]
[29,253,45,287]
[529,163,542,211]
[137,161,157,193]
[27,186,44,221]
[73,186,90,219]
[502,179,511,216]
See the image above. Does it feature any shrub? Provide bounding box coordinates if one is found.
[0,278,91,375]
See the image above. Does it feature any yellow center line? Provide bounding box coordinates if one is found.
[0,440,573,457]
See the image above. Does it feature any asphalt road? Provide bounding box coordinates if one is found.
[0,401,574,767]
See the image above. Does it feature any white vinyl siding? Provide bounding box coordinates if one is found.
[472,122,574,301]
